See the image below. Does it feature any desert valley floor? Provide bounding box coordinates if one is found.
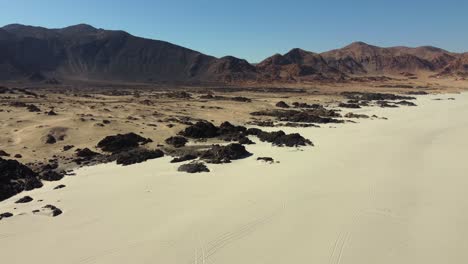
[1,91,467,264]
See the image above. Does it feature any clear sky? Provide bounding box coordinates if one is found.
[1,0,466,62]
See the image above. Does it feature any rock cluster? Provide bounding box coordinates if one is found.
[200,143,252,164]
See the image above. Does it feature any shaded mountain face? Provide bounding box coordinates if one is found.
[256,48,345,82]
[0,24,465,83]
[439,53,468,77]
[321,42,458,74]
[0,24,255,83]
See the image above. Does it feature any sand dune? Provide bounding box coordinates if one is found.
[1,93,468,263]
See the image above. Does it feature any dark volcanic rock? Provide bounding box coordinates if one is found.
[251,109,342,124]
[0,150,10,157]
[14,154,22,158]
[165,136,188,148]
[179,121,219,138]
[344,112,369,119]
[47,110,58,116]
[54,184,66,190]
[200,143,252,164]
[63,145,74,151]
[43,204,62,217]
[178,162,210,173]
[115,148,164,166]
[45,134,57,144]
[292,102,323,109]
[0,157,43,201]
[255,130,313,147]
[0,212,14,220]
[395,100,417,106]
[338,102,361,109]
[170,154,197,163]
[40,170,64,181]
[257,157,274,163]
[15,196,33,203]
[276,101,290,108]
[376,101,399,108]
[97,133,152,153]
[26,104,41,112]
[238,137,255,145]
[76,148,99,158]
[341,92,415,101]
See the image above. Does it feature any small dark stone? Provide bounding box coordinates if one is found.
[275,101,290,108]
[54,184,66,190]
[63,145,74,151]
[257,157,274,163]
[14,154,22,158]
[42,204,62,217]
[15,196,33,203]
[0,150,10,157]
[75,148,99,158]
[45,134,57,144]
[0,212,14,220]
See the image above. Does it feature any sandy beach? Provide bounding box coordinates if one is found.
[1,92,468,264]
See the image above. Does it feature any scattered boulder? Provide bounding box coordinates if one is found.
[14,154,22,158]
[200,143,251,164]
[178,162,210,173]
[40,170,64,181]
[179,121,219,138]
[97,133,153,153]
[47,110,58,116]
[115,148,164,166]
[0,150,10,157]
[276,101,290,108]
[0,157,43,201]
[35,204,62,217]
[165,136,188,148]
[15,196,33,203]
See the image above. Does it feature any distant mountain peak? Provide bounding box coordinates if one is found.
[60,23,97,32]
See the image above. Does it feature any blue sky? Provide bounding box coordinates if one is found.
[1,0,466,62]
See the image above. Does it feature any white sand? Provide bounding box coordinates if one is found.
[1,93,468,264]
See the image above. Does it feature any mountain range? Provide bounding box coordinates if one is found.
[0,23,466,84]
